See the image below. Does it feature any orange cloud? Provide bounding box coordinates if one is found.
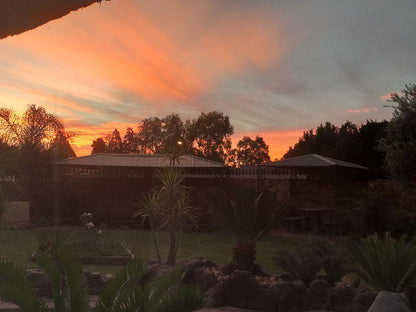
[380,93,393,101]
[346,107,378,114]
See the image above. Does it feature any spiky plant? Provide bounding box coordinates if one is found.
[133,190,163,262]
[208,187,291,271]
[0,258,48,312]
[347,232,416,291]
[96,259,204,312]
[156,167,198,265]
[36,248,89,312]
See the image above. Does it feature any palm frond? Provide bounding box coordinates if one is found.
[36,248,89,312]
[95,258,146,312]
[347,232,416,291]
[0,258,48,312]
[207,187,291,243]
[155,284,205,312]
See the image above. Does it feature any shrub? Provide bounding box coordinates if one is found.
[273,244,322,287]
[308,239,352,285]
[347,232,416,291]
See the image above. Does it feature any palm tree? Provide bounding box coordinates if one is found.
[207,187,292,272]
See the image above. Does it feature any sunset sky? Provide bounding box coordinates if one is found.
[1,0,415,159]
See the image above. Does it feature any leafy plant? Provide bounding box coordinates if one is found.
[307,239,352,285]
[347,232,416,291]
[273,244,322,287]
[0,258,48,312]
[1,249,204,312]
[208,186,291,271]
[97,263,204,312]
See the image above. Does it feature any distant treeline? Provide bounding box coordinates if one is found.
[284,120,388,174]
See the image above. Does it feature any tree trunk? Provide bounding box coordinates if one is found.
[232,240,256,271]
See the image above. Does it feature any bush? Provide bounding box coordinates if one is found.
[307,239,352,285]
[347,232,416,291]
[274,239,352,286]
[273,242,322,287]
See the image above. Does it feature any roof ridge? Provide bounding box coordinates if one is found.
[313,154,336,165]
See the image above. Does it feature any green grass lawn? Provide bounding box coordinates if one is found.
[0,228,301,274]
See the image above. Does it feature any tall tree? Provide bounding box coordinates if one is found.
[91,138,107,154]
[188,111,234,163]
[49,129,76,159]
[335,121,360,163]
[160,113,186,151]
[137,117,163,154]
[229,135,270,167]
[106,129,124,153]
[122,127,138,153]
[380,83,416,182]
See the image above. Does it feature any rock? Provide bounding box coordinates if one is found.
[327,285,358,312]
[279,286,302,312]
[184,266,218,292]
[140,263,173,285]
[405,286,416,312]
[278,272,294,282]
[367,291,411,312]
[353,290,376,306]
[25,269,51,298]
[204,280,229,307]
[83,271,106,295]
[310,279,332,298]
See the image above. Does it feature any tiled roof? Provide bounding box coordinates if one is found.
[56,153,227,168]
[264,154,368,169]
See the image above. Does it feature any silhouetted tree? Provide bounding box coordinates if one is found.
[314,122,338,157]
[188,111,233,163]
[137,117,163,154]
[283,120,388,174]
[359,120,388,172]
[91,138,107,154]
[229,135,270,167]
[49,129,76,159]
[335,121,360,163]
[380,83,416,182]
[106,129,124,153]
[123,127,138,153]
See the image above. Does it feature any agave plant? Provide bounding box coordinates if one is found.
[347,232,416,291]
[207,187,291,271]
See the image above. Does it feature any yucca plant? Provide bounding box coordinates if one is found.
[347,232,416,291]
[133,190,163,262]
[207,187,291,271]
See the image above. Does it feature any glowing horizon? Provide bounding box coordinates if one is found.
[1,0,414,160]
